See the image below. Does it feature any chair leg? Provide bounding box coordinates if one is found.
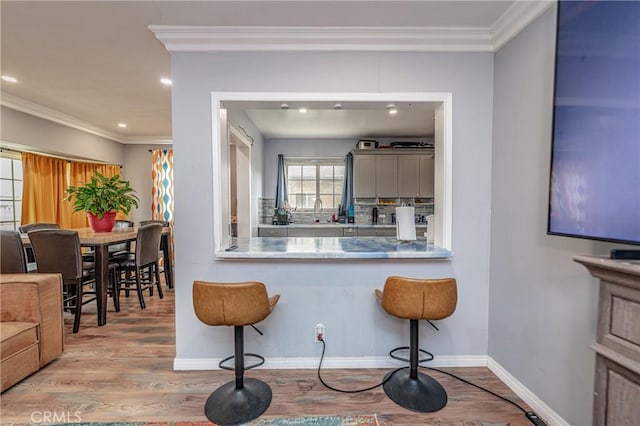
[382,319,448,413]
[72,282,83,333]
[111,268,120,312]
[135,266,146,309]
[204,326,272,425]
[154,262,164,299]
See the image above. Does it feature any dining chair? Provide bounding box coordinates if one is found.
[0,230,27,273]
[115,223,163,309]
[109,219,135,258]
[18,223,60,265]
[139,219,171,289]
[28,229,120,332]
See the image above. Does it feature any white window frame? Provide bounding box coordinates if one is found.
[0,151,23,231]
[285,158,344,211]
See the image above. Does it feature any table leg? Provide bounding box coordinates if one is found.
[161,233,174,289]
[94,244,108,326]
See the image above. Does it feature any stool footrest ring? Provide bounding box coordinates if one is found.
[218,352,265,371]
[389,346,434,364]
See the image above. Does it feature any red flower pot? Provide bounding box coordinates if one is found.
[87,211,117,232]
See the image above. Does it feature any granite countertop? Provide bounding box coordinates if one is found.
[216,237,451,260]
[258,223,427,229]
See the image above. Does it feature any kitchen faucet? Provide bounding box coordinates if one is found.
[314,198,323,222]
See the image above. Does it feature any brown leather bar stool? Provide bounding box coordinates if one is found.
[193,281,280,425]
[375,276,457,413]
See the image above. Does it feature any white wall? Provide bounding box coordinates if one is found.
[488,7,633,424]
[263,138,354,196]
[171,51,494,362]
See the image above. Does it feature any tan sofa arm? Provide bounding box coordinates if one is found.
[0,273,64,366]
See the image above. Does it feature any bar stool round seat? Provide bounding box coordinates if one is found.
[375,276,457,413]
[193,281,279,426]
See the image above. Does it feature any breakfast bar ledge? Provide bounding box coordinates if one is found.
[215,237,452,260]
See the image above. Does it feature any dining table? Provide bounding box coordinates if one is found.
[22,226,174,327]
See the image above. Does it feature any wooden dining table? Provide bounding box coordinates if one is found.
[22,226,174,327]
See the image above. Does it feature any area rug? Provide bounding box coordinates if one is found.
[246,414,379,426]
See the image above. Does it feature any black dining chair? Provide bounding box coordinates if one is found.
[139,220,172,289]
[115,223,164,309]
[18,223,60,265]
[29,229,120,332]
[0,230,27,273]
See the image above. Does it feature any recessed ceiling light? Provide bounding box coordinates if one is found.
[280,103,290,110]
[1,75,18,83]
[386,104,398,115]
[298,107,308,113]
[118,123,127,128]
[160,77,172,86]
[333,103,343,110]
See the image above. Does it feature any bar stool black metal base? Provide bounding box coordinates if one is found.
[383,368,448,413]
[204,377,272,425]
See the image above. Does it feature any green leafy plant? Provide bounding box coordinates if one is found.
[65,172,139,219]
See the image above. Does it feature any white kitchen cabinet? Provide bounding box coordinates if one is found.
[375,155,398,197]
[419,155,435,197]
[398,156,420,197]
[353,154,377,198]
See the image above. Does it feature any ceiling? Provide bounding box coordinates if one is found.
[0,1,549,143]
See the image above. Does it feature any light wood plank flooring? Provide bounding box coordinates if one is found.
[1,285,531,425]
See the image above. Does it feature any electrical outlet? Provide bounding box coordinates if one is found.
[315,323,325,343]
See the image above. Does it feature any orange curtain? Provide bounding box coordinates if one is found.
[68,162,121,228]
[21,152,73,228]
[21,152,122,229]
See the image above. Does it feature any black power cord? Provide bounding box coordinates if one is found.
[317,336,547,426]
[316,338,405,393]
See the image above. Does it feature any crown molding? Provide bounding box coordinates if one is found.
[150,25,494,53]
[491,0,554,51]
[123,136,173,145]
[151,2,554,55]
[1,93,172,145]
[1,93,125,143]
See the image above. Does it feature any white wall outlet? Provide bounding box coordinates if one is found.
[315,323,325,343]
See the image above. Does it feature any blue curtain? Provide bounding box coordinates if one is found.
[340,153,353,215]
[275,154,288,210]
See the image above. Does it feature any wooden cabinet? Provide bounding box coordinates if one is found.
[353,155,377,198]
[375,155,398,197]
[353,150,433,199]
[288,227,342,237]
[419,155,435,197]
[574,256,640,425]
[258,227,287,237]
[357,227,397,237]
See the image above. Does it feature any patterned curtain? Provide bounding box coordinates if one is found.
[151,150,174,223]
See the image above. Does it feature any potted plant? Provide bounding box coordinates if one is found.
[65,172,139,232]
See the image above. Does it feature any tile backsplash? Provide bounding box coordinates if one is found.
[259,198,434,225]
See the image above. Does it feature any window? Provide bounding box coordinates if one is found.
[0,154,23,231]
[287,160,344,210]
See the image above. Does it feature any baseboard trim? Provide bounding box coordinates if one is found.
[173,354,488,371]
[487,357,569,426]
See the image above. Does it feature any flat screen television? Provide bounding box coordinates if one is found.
[547,0,640,249]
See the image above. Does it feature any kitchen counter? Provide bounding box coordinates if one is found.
[215,237,451,260]
[258,223,427,229]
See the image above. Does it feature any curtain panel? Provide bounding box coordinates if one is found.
[21,152,120,228]
[151,149,174,223]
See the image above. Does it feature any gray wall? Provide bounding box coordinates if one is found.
[0,105,171,223]
[263,138,354,197]
[122,144,173,225]
[171,51,494,360]
[488,7,635,424]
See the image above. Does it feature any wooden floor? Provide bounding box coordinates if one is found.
[1,285,532,425]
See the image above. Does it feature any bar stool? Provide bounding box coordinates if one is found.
[192,281,280,425]
[375,276,457,413]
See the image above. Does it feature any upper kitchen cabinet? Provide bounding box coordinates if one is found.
[353,154,376,197]
[353,149,434,199]
[398,154,434,197]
